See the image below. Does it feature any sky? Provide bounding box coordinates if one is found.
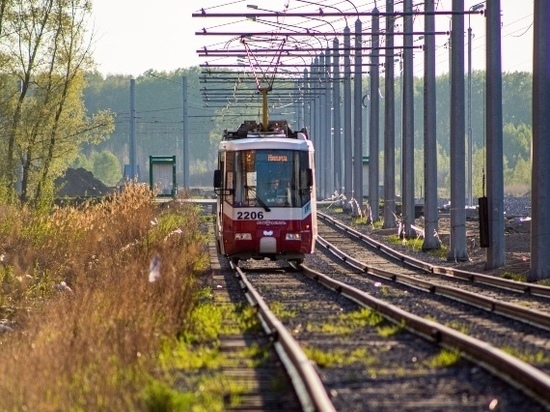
[89,1,534,77]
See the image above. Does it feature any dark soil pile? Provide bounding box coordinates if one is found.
[55,168,110,197]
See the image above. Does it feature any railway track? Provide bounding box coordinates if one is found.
[316,212,550,326]
[206,241,549,409]
[208,240,304,411]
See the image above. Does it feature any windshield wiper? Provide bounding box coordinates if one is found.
[245,186,270,212]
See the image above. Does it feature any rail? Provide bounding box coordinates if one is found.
[298,263,550,408]
[231,262,336,412]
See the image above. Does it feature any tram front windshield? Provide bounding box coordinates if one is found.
[225,149,311,208]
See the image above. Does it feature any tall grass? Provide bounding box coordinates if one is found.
[0,184,208,410]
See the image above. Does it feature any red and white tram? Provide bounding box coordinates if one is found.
[214,119,317,265]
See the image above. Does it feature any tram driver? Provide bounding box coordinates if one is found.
[266,179,282,197]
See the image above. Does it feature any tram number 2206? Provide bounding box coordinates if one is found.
[236,211,264,220]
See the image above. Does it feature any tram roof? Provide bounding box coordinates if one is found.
[219,136,313,152]
[223,119,309,141]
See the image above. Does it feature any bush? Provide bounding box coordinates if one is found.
[0,184,208,410]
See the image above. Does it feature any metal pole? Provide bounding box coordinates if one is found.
[485,0,505,269]
[333,37,342,193]
[448,0,468,261]
[383,0,396,228]
[467,3,483,207]
[303,68,311,134]
[353,18,363,205]
[422,0,440,251]
[325,45,334,197]
[182,76,189,189]
[530,0,550,280]
[402,0,415,238]
[318,52,326,198]
[129,78,137,180]
[467,23,473,207]
[369,7,380,222]
[343,26,353,210]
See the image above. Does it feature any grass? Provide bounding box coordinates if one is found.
[0,184,211,411]
[501,272,528,282]
[500,346,550,364]
[305,307,385,335]
[151,293,270,409]
[303,346,375,368]
[427,349,461,368]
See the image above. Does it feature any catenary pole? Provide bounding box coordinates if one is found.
[333,37,342,193]
[402,0,415,238]
[324,45,334,197]
[383,0,396,228]
[531,0,550,280]
[369,7,380,222]
[422,0,440,251]
[129,78,137,180]
[448,0,468,261]
[182,76,189,189]
[485,0,505,269]
[353,17,363,205]
[343,26,353,210]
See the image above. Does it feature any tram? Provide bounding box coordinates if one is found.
[213,119,317,265]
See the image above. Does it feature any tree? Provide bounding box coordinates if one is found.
[91,150,120,187]
[0,0,114,205]
[503,123,531,170]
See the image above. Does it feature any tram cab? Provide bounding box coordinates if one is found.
[214,120,317,264]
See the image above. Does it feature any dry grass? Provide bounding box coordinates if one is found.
[0,184,208,410]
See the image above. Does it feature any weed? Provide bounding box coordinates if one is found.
[303,346,375,368]
[0,185,207,410]
[501,346,550,364]
[307,308,386,334]
[427,349,461,368]
[501,272,527,282]
[377,321,404,337]
[269,301,297,321]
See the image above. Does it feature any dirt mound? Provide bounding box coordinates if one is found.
[55,168,110,197]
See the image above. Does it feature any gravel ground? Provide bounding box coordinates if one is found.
[321,196,534,280]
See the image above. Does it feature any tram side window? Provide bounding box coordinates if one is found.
[224,152,235,206]
[228,150,258,207]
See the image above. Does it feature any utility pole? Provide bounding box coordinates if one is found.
[129,78,137,180]
[353,17,363,204]
[383,0,396,228]
[422,0,440,251]
[531,0,550,280]
[369,7,380,222]
[182,76,189,190]
[448,0,468,261]
[402,0,415,238]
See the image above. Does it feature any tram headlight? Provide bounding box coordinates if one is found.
[285,233,301,241]
[235,233,252,240]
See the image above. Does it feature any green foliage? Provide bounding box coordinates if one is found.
[307,308,385,335]
[143,372,244,412]
[0,185,206,410]
[91,150,122,186]
[503,123,532,169]
[0,0,115,205]
[303,346,375,368]
[377,321,405,337]
[501,346,550,364]
[501,272,527,282]
[427,349,461,368]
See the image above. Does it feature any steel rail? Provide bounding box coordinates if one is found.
[232,263,336,412]
[298,264,550,409]
[318,212,550,299]
[315,234,550,331]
